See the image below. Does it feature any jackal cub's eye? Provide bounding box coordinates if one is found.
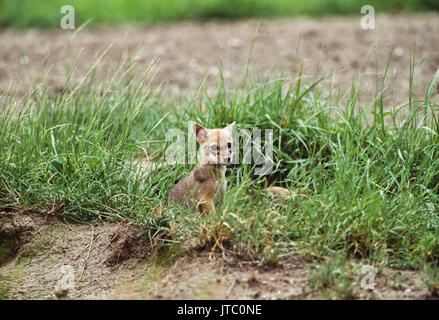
[210,145,219,152]
[227,142,232,149]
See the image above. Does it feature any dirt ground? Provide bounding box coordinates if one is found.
[0,211,432,300]
[1,14,439,108]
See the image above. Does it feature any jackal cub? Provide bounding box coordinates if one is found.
[167,122,235,214]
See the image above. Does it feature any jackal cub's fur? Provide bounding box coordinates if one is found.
[167,122,235,214]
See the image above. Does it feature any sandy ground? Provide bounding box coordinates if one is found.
[1,14,439,108]
[0,211,432,300]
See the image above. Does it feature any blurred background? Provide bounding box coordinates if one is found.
[0,0,438,107]
[0,0,438,28]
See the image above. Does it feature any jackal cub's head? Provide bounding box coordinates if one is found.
[193,122,235,165]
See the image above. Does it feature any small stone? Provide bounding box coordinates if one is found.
[228,38,243,48]
[394,47,404,57]
[54,288,69,299]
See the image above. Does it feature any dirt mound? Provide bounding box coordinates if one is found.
[0,212,154,299]
[105,222,153,268]
[0,210,49,266]
[0,211,432,300]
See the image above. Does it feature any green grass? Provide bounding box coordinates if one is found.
[1,49,439,297]
[0,0,438,28]
[306,254,358,299]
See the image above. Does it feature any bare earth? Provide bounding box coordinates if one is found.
[1,14,438,107]
[1,14,439,299]
[0,211,431,300]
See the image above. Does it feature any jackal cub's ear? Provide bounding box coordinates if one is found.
[193,123,208,143]
[224,121,235,132]
[225,122,235,132]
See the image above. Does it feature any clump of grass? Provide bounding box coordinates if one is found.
[306,255,358,299]
[424,263,439,297]
[167,63,439,270]
[0,63,173,228]
[0,50,438,279]
[421,230,439,297]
